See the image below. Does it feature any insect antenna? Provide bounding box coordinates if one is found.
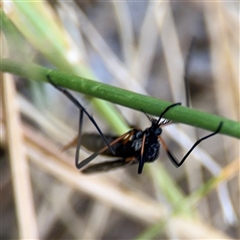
[159,119,171,126]
[142,111,152,122]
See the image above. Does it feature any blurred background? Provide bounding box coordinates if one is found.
[1,1,239,239]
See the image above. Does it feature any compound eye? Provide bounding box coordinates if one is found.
[135,131,143,139]
[155,128,162,136]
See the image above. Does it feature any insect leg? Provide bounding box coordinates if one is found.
[159,122,223,167]
[47,75,115,155]
[61,136,78,151]
[76,108,84,168]
[60,108,84,169]
[156,102,182,125]
[138,133,146,174]
[122,130,135,145]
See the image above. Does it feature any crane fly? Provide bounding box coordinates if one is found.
[47,75,222,174]
[47,37,223,174]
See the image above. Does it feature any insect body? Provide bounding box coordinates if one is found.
[81,125,162,174]
[74,103,177,174]
[80,113,222,174]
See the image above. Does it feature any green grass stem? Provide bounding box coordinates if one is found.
[1,58,240,139]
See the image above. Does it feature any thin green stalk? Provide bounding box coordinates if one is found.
[1,58,240,139]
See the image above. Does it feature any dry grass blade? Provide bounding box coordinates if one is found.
[2,74,39,239]
[2,1,239,239]
[169,217,233,239]
[112,1,135,68]
[1,118,234,239]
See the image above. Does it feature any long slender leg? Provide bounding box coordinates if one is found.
[75,108,84,168]
[156,103,181,125]
[138,133,146,174]
[159,122,223,167]
[157,39,222,169]
[47,75,115,155]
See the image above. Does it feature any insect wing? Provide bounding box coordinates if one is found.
[82,133,118,156]
[77,130,135,169]
[82,130,136,158]
[82,158,138,174]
